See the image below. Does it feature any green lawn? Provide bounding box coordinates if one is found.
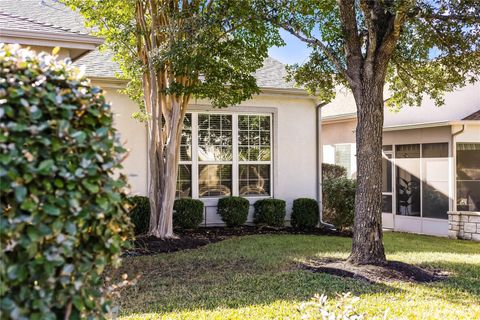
[114,233,480,319]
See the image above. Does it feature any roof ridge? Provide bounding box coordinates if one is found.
[0,10,86,35]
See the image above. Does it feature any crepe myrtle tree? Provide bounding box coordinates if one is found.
[63,0,281,238]
[258,0,480,264]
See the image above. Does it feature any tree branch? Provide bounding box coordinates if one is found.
[421,13,480,23]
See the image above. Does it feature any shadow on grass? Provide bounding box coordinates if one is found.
[113,233,479,318]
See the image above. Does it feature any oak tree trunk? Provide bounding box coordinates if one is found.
[348,79,387,265]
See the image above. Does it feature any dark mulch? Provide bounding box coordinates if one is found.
[300,258,448,283]
[123,226,349,256]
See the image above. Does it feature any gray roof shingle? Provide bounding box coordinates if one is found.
[0,0,296,89]
[463,109,480,120]
[0,11,86,35]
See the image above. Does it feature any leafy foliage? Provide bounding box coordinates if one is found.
[129,196,150,235]
[173,198,204,229]
[262,0,480,108]
[322,178,356,231]
[0,45,133,319]
[253,199,286,227]
[217,197,250,227]
[290,198,319,230]
[322,163,347,181]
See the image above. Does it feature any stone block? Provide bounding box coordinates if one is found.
[461,233,472,240]
[472,233,480,242]
[448,231,458,239]
[469,216,480,223]
[464,223,477,233]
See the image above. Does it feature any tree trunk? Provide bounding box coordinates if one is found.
[148,100,184,239]
[348,79,387,265]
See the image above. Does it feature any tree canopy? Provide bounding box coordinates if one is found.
[261,0,479,107]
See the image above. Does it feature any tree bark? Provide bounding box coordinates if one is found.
[348,79,387,265]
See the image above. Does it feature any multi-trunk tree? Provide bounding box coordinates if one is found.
[259,0,479,264]
[64,0,280,238]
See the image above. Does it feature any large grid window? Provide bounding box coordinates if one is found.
[175,112,272,199]
[238,115,272,196]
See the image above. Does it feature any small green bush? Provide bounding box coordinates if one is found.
[0,45,132,319]
[323,178,356,231]
[322,163,347,181]
[173,198,204,229]
[129,195,150,235]
[217,196,249,227]
[291,198,319,229]
[253,199,286,227]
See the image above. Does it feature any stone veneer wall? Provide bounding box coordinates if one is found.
[448,211,480,241]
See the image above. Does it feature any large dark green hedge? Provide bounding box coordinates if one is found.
[173,198,204,229]
[290,198,319,230]
[323,178,356,231]
[253,199,286,227]
[217,196,249,227]
[0,45,132,319]
[129,195,150,235]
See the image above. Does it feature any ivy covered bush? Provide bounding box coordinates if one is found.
[129,195,150,235]
[173,198,204,229]
[290,198,319,230]
[0,45,132,319]
[253,199,286,227]
[323,178,356,231]
[217,196,249,227]
[322,163,347,181]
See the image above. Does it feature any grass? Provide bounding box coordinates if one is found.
[113,232,480,319]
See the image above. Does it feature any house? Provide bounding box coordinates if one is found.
[2,0,479,239]
[0,0,320,226]
[322,87,480,239]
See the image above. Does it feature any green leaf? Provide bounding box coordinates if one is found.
[14,186,27,202]
[82,180,99,193]
[37,159,55,174]
[43,204,60,216]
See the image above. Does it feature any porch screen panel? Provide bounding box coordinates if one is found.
[395,144,421,216]
[382,148,393,213]
[422,143,449,219]
[456,143,480,211]
[238,115,271,196]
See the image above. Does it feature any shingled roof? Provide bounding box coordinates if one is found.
[0,11,86,35]
[0,0,297,89]
[463,109,480,120]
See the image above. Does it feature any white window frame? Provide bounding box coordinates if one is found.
[382,147,394,214]
[179,111,273,200]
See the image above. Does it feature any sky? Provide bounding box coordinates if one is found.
[267,30,312,65]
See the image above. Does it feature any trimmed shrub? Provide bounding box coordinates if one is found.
[0,45,132,319]
[291,198,319,229]
[129,195,150,235]
[322,163,347,181]
[253,199,286,227]
[173,198,204,229]
[217,196,249,227]
[323,177,356,231]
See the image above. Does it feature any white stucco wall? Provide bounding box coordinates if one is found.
[97,84,318,224]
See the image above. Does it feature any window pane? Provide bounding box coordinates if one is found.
[382,195,392,213]
[198,114,232,161]
[176,164,192,198]
[422,182,449,219]
[422,143,448,158]
[238,115,271,161]
[180,114,192,161]
[396,144,421,216]
[239,164,270,196]
[457,143,480,211]
[334,145,351,177]
[382,152,392,192]
[198,164,232,197]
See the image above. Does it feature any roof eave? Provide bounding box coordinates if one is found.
[0,28,103,61]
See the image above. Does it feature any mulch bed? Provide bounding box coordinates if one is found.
[300,258,448,283]
[123,226,350,256]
